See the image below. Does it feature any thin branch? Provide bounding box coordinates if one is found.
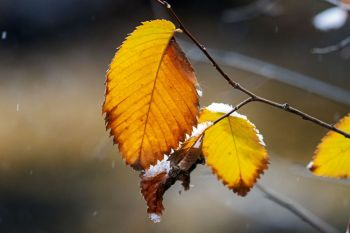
[321,0,342,6]
[212,97,255,125]
[320,0,350,10]
[313,35,350,54]
[221,0,281,23]
[178,38,350,106]
[257,184,339,233]
[155,0,350,139]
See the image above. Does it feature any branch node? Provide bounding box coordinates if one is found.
[156,0,165,5]
[164,1,171,9]
[283,103,290,110]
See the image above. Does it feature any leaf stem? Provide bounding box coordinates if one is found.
[155,0,350,139]
[212,97,255,125]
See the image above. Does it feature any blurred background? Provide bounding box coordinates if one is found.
[0,0,349,232]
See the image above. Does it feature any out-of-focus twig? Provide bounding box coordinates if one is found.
[320,0,350,10]
[221,0,283,23]
[322,0,342,6]
[178,39,350,106]
[313,35,350,54]
[257,184,340,233]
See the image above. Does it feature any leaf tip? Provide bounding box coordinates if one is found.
[232,184,250,197]
[307,161,316,171]
[148,213,162,223]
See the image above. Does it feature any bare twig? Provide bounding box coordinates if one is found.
[155,0,350,139]
[321,0,342,6]
[320,0,350,10]
[257,184,339,233]
[212,97,254,125]
[221,0,282,23]
[179,38,350,106]
[313,35,350,54]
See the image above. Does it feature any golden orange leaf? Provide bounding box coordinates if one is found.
[199,103,268,196]
[103,20,199,170]
[308,114,350,178]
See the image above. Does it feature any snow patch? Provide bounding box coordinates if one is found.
[206,103,248,120]
[307,161,314,170]
[149,213,161,223]
[313,7,348,31]
[196,85,203,97]
[255,128,266,147]
[206,102,233,114]
[196,88,203,97]
[205,103,266,147]
[188,121,213,139]
[143,155,170,178]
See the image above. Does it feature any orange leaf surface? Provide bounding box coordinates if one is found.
[103,20,199,169]
[140,172,167,222]
[199,103,268,196]
[308,114,350,178]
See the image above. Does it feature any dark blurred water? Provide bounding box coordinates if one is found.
[0,0,349,232]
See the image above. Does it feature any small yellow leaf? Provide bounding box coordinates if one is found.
[308,114,350,178]
[103,20,199,170]
[199,103,268,196]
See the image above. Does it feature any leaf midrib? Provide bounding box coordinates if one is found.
[138,37,175,162]
[228,118,243,183]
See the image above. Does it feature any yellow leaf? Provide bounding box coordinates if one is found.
[103,20,199,170]
[199,103,268,196]
[308,114,350,178]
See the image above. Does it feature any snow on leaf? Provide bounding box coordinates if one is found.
[187,121,213,140]
[308,114,350,178]
[149,213,161,223]
[199,104,269,196]
[143,155,170,178]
